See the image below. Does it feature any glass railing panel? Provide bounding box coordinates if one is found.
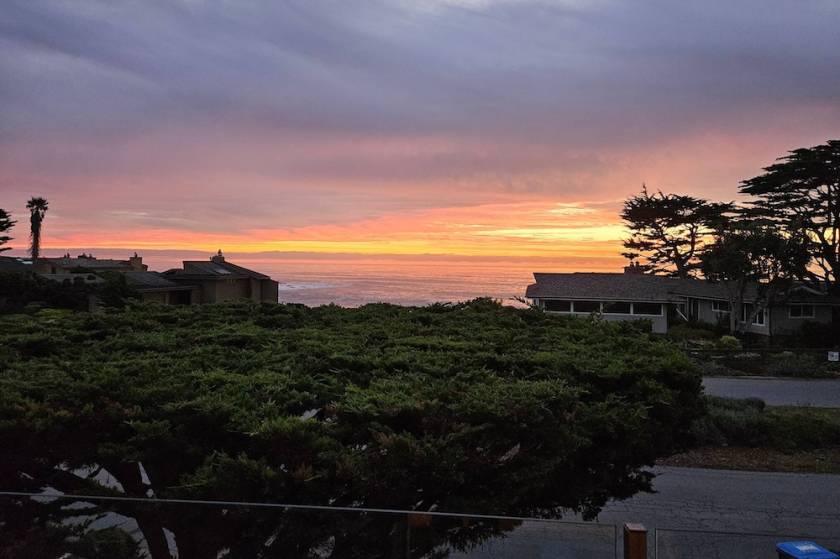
[0,492,616,559]
[414,515,616,558]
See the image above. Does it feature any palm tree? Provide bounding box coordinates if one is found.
[26,197,49,260]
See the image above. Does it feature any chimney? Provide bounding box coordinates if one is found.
[211,249,225,263]
[129,253,146,271]
[624,261,645,275]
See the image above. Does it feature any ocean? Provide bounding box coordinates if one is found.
[247,258,542,307]
[26,250,621,307]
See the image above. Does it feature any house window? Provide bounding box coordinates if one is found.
[572,301,600,313]
[741,303,766,326]
[712,300,731,313]
[632,302,663,316]
[544,300,571,312]
[602,301,632,314]
[789,304,815,318]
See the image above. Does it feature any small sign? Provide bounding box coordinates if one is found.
[829,351,839,362]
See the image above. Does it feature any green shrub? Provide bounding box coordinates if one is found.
[693,396,840,450]
[0,301,703,557]
[9,333,63,357]
[668,323,718,342]
[716,335,741,350]
[698,360,739,376]
[766,352,840,379]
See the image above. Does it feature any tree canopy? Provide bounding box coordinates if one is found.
[740,140,840,294]
[621,186,730,278]
[0,301,702,558]
[0,209,15,253]
[701,220,810,333]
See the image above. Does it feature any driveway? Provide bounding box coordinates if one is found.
[702,376,840,407]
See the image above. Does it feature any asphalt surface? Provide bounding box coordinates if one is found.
[598,466,840,557]
[702,376,840,407]
[452,467,840,558]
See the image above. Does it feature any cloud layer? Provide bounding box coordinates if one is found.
[2,0,839,259]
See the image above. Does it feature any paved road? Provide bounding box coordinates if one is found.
[598,466,840,557]
[702,376,840,407]
[454,467,840,558]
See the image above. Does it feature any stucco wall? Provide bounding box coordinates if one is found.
[770,304,833,336]
[690,298,770,336]
[249,279,261,302]
[212,279,251,302]
[184,279,277,304]
[695,299,728,326]
[261,280,279,303]
[141,291,168,304]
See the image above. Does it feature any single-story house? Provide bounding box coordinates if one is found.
[525,266,840,336]
[162,251,279,304]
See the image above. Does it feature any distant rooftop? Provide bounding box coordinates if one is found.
[169,256,270,280]
[526,273,679,302]
[124,271,192,291]
[39,253,145,270]
[526,272,840,305]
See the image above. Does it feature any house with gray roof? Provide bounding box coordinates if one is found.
[162,250,279,304]
[525,265,840,336]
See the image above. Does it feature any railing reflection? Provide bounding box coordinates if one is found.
[0,491,618,559]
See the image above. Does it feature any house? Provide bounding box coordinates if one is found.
[33,253,147,274]
[525,265,840,336]
[162,250,279,304]
[20,250,278,306]
[0,256,30,273]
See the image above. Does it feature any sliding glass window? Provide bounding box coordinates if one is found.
[602,301,631,314]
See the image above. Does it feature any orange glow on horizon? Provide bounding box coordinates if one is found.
[22,199,628,265]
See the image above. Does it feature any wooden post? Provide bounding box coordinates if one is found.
[407,513,432,528]
[624,523,647,559]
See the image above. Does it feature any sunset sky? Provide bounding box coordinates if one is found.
[2,0,840,268]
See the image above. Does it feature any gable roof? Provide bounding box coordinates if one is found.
[40,257,134,269]
[526,273,840,305]
[169,260,270,280]
[526,273,677,302]
[124,271,192,291]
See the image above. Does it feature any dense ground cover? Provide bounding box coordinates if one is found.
[662,397,840,473]
[690,351,840,378]
[0,300,701,558]
[693,397,840,449]
[668,323,840,379]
